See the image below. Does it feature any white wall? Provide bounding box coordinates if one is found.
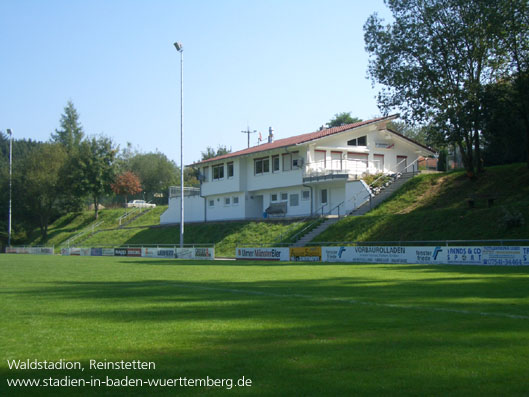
[205,193,246,221]
[201,158,241,196]
[258,186,312,217]
[344,180,371,213]
[160,195,205,224]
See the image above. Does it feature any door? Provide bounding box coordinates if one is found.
[320,189,328,212]
[374,154,384,173]
[396,156,407,173]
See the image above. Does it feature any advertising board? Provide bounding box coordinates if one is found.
[289,247,322,262]
[235,247,289,261]
[175,248,195,259]
[194,247,214,260]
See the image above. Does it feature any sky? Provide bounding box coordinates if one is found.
[0,0,394,165]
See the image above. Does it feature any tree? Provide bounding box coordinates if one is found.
[20,143,68,241]
[50,101,84,152]
[364,0,505,177]
[128,152,179,200]
[480,79,528,165]
[327,112,362,128]
[111,171,142,205]
[0,134,43,244]
[497,0,529,167]
[74,136,117,219]
[387,121,429,146]
[201,145,231,161]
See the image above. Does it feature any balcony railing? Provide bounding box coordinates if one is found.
[303,159,383,182]
[169,187,201,198]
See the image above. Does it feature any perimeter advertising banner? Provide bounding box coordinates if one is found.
[236,247,289,261]
[322,246,529,266]
[7,247,54,255]
[194,247,214,260]
[289,247,322,262]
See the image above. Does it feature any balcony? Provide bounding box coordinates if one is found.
[169,186,201,198]
[302,159,383,183]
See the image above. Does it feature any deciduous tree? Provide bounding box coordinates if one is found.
[111,171,142,205]
[327,112,362,128]
[364,0,505,176]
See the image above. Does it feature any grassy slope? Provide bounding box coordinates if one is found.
[2,255,529,396]
[26,208,129,248]
[28,203,310,257]
[317,163,529,243]
[81,220,308,257]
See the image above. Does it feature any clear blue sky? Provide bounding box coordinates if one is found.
[0,0,393,165]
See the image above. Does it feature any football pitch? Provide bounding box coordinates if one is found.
[2,255,529,396]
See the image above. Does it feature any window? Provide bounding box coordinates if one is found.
[374,154,384,172]
[209,200,214,207]
[347,152,368,173]
[290,193,299,207]
[202,166,209,182]
[254,157,270,175]
[331,151,342,170]
[282,154,292,171]
[224,197,231,206]
[280,192,288,201]
[321,189,328,204]
[292,157,301,169]
[347,135,367,146]
[302,190,310,201]
[271,193,278,202]
[272,155,280,172]
[227,162,234,178]
[233,196,239,205]
[282,152,300,170]
[315,150,326,168]
[212,164,224,180]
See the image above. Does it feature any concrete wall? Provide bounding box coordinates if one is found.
[344,180,371,213]
[160,195,205,224]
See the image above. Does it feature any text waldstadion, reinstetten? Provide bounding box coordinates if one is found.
[7,359,156,370]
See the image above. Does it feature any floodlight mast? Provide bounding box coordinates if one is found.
[6,129,13,247]
[174,42,184,249]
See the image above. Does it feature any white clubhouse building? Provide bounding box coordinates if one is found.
[160,115,435,223]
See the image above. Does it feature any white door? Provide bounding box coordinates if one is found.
[397,156,407,173]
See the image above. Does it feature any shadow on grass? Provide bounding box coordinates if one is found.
[4,271,529,395]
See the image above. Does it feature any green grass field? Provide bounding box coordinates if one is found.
[2,255,529,396]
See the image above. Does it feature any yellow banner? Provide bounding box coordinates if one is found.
[289,247,322,261]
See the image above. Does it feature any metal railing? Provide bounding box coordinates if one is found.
[65,221,104,247]
[169,186,201,198]
[303,159,383,180]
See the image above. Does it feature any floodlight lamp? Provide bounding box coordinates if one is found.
[174,42,183,52]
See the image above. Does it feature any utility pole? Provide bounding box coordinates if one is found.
[241,126,257,148]
[7,129,13,247]
[174,41,184,249]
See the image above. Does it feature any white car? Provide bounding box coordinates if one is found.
[126,200,156,209]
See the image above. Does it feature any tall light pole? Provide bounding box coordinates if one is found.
[174,42,184,249]
[6,129,13,247]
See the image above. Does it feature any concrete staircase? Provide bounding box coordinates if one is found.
[292,217,340,247]
[118,207,154,228]
[350,172,415,216]
[291,172,418,247]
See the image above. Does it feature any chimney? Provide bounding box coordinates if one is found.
[268,126,274,143]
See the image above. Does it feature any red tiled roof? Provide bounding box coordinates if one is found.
[193,115,399,165]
